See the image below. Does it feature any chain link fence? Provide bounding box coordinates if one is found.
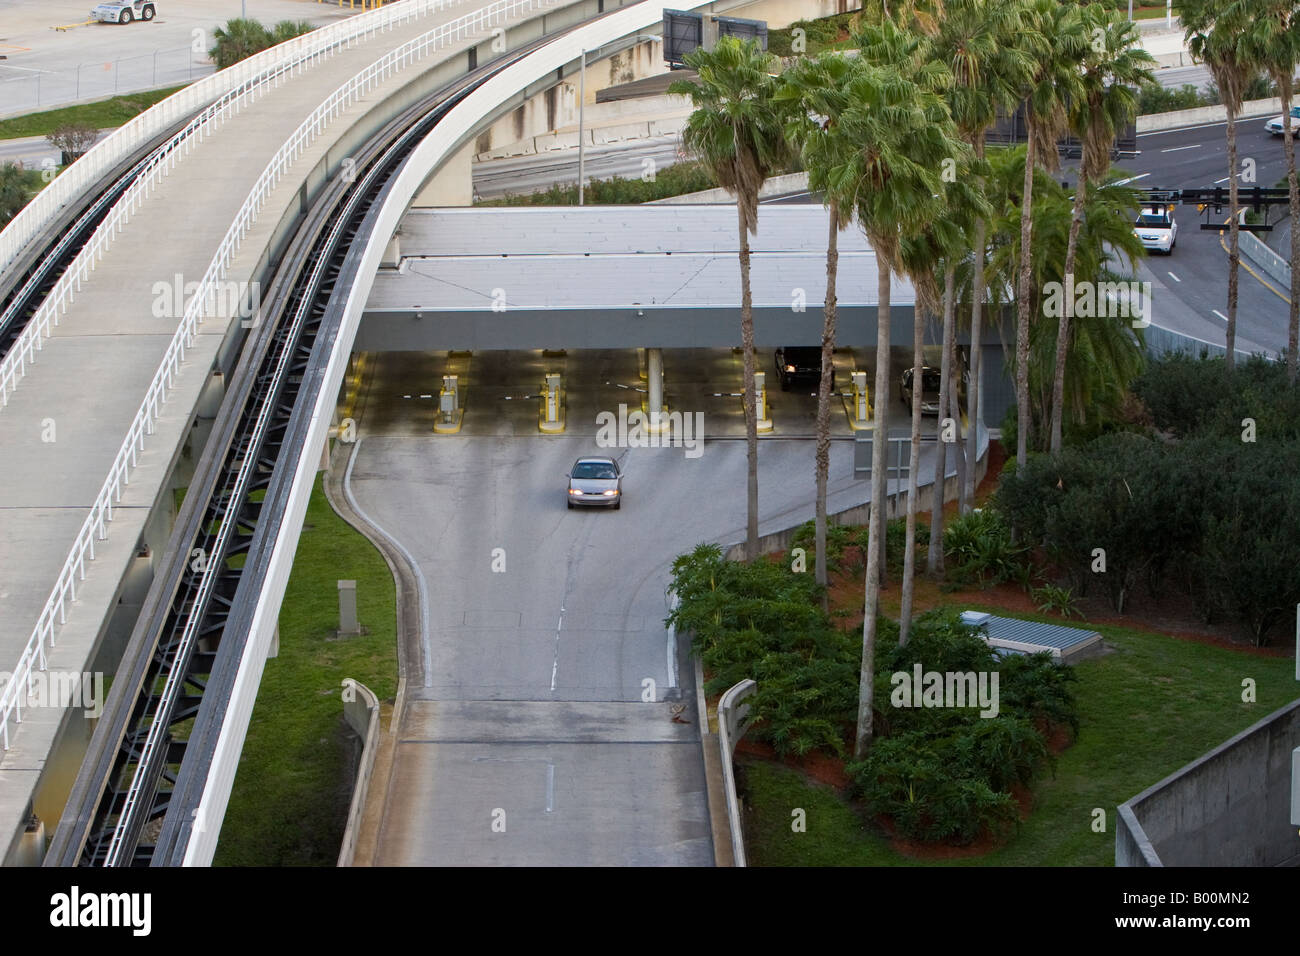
[0,45,215,117]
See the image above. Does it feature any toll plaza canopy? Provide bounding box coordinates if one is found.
[357,204,923,351]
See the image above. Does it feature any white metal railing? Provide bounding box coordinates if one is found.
[0,0,474,281]
[0,0,553,750]
[0,0,483,411]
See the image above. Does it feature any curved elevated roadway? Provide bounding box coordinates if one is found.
[0,0,606,864]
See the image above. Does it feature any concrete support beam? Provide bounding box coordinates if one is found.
[411,139,476,208]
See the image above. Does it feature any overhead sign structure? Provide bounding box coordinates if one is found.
[663,10,704,66]
[715,15,768,50]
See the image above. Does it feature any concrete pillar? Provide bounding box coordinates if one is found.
[411,139,476,208]
[646,347,666,433]
[338,580,359,636]
[197,369,226,419]
[382,230,401,269]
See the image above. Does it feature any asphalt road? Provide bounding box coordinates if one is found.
[0,0,349,117]
[347,348,946,865]
[473,133,683,200]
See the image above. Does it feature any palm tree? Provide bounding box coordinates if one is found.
[930,0,1033,508]
[987,152,1148,442]
[777,53,861,592]
[1050,7,1155,452]
[898,229,946,643]
[671,38,791,558]
[925,173,990,576]
[271,20,315,44]
[1183,0,1258,372]
[209,19,273,70]
[840,16,961,756]
[1240,0,1300,385]
[0,162,32,228]
[1011,0,1085,468]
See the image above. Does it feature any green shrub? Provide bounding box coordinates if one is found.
[1031,583,1081,619]
[997,652,1081,736]
[847,733,1019,845]
[1137,81,1204,115]
[942,507,1027,586]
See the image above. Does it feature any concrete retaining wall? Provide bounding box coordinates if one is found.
[1240,228,1292,289]
[1138,96,1288,134]
[723,427,990,561]
[337,678,382,868]
[1116,697,1300,866]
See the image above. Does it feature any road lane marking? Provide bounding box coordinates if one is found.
[1212,309,1229,322]
[1161,144,1202,152]
[550,607,564,693]
[1168,272,1181,282]
[546,763,555,813]
[1217,232,1292,303]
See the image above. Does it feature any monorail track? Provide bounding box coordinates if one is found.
[45,38,553,867]
[0,123,192,360]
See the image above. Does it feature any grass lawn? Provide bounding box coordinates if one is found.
[743,610,1296,866]
[0,87,184,141]
[213,475,398,866]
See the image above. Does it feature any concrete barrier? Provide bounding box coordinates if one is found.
[717,679,757,868]
[337,678,382,868]
[1240,228,1292,289]
[1116,697,1300,866]
[1138,96,1287,134]
[652,171,810,205]
[723,425,990,561]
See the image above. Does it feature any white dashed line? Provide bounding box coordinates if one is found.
[1161,144,1202,153]
[1168,272,1181,282]
[1212,309,1229,322]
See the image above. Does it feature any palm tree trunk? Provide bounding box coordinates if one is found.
[816,202,840,590]
[1281,73,1300,386]
[1051,159,1088,453]
[1015,132,1036,468]
[900,298,925,645]
[964,137,986,513]
[1225,103,1240,373]
[739,204,760,556]
[927,264,956,576]
[855,264,891,759]
[950,363,967,507]
[965,215,985,513]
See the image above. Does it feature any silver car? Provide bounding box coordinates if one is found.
[566,456,623,509]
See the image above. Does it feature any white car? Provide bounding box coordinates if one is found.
[91,1,156,24]
[1265,106,1300,136]
[1134,205,1177,254]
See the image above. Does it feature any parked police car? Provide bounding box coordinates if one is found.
[91,1,157,24]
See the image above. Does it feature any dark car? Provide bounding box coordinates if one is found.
[774,346,834,391]
[900,366,944,416]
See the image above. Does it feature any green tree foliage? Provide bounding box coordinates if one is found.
[0,161,42,228]
[209,19,315,70]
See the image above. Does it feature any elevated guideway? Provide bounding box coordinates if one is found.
[0,0,594,865]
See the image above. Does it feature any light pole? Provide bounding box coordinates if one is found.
[577,34,662,205]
